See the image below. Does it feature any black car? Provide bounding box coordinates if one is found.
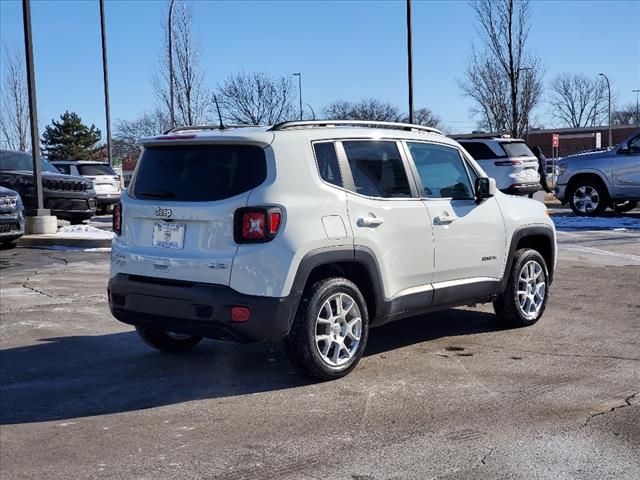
[0,150,97,224]
[0,186,25,248]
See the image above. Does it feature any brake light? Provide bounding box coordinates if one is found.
[234,207,282,243]
[154,134,196,140]
[494,160,523,166]
[113,203,122,235]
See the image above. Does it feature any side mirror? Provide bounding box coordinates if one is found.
[475,177,497,201]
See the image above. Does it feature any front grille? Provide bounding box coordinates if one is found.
[45,198,91,211]
[0,196,18,208]
[43,179,88,192]
[0,221,20,233]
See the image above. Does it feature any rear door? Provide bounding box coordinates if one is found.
[121,143,267,285]
[337,140,435,301]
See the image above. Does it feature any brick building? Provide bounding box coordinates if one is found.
[526,125,637,158]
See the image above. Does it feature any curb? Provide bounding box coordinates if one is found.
[18,235,113,249]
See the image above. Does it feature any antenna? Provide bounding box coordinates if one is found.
[213,94,225,130]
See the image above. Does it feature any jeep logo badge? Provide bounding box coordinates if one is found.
[155,207,172,218]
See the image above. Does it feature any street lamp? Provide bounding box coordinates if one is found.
[599,73,612,148]
[168,0,175,128]
[292,73,302,120]
[633,89,640,128]
[406,0,414,124]
[519,67,532,143]
[304,103,316,120]
[99,0,112,166]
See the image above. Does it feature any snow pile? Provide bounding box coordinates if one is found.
[56,225,115,239]
[552,215,640,230]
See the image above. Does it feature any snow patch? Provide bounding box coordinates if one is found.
[552,215,640,230]
[57,225,115,239]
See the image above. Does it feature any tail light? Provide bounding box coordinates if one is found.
[494,160,523,166]
[234,207,282,243]
[113,202,122,235]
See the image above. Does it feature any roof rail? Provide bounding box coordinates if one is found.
[268,120,443,135]
[163,124,258,134]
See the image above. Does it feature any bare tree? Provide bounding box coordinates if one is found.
[113,110,170,159]
[0,46,30,151]
[460,0,543,137]
[409,107,442,128]
[549,73,608,128]
[217,71,296,125]
[612,102,639,126]
[323,99,403,122]
[153,0,210,126]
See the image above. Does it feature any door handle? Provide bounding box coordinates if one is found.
[434,214,456,225]
[357,215,384,227]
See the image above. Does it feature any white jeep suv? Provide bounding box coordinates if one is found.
[108,121,556,380]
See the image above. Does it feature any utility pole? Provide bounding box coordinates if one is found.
[519,67,532,143]
[99,0,112,166]
[599,73,612,148]
[292,73,302,120]
[21,0,46,216]
[406,0,414,124]
[168,0,175,128]
[633,89,640,128]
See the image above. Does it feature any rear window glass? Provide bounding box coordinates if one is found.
[459,142,504,160]
[130,145,266,202]
[78,164,117,176]
[500,142,534,158]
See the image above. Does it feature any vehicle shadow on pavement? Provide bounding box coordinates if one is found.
[0,309,502,425]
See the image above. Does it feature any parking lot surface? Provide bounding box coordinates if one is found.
[1,220,639,479]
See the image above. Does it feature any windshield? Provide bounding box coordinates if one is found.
[78,163,117,176]
[499,142,535,158]
[0,150,61,173]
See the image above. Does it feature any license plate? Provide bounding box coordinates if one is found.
[152,223,185,249]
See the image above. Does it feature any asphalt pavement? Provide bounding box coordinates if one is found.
[1,220,639,479]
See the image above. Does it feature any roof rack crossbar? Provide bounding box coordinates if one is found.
[164,124,258,134]
[268,120,443,135]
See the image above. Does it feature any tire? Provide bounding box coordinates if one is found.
[612,200,638,213]
[567,179,608,216]
[0,240,18,250]
[136,327,203,353]
[494,248,549,328]
[284,277,369,380]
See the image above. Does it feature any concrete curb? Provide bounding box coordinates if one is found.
[18,235,113,249]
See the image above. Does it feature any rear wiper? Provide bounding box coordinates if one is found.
[137,190,176,198]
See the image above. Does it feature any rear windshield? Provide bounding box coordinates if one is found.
[130,144,266,202]
[500,142,534,158]
[78,164,117,176]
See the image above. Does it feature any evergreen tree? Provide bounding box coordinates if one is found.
[41,111,101,160]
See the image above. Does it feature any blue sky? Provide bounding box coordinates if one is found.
[1,0,639,137]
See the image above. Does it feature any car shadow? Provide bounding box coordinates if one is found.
[1,308,502,425]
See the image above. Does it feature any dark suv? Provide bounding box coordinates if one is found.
[0,150,97,223]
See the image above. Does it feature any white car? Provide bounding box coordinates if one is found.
[108,121,556,379]
[455,136,541,195]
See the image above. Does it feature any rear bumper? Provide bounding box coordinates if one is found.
[96,193,121,206]
[108,274,298,342]
[501,182,540,196]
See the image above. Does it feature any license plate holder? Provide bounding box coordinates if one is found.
[152,223,186,249]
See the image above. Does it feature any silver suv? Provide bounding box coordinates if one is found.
[556,129,640,215]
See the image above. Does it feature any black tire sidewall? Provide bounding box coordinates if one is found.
[507,249,549,325]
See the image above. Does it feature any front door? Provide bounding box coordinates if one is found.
[404,141,506,303]
[613,133,640,197]
[337,140,435,301]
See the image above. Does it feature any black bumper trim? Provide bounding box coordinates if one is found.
[108,274,297,342]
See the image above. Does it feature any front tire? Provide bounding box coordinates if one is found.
[567,180,607,216]
[612,200,638,213]
[284,277,369,380]
[136,327,202,353]
[494,249,549,327]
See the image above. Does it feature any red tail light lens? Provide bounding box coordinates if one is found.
[231,306,251,322]
[113,203,122,235]
[234,207,282,243]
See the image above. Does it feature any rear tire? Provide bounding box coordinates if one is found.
[284,277,369,380]
[494,248,549,327]
[567,179,607,216]
[136,327,202,353]
[612,200,638,213]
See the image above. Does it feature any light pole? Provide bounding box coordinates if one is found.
[519,67,532,143]
[599,73,612,148]
[304,103,316,120]
[633,89,640,128]
[292,73,302,120]
[168,0,175,128]
[99,0,112,167]
[406,0,414,124]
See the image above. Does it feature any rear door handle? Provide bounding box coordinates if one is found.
[357,216,384,227]
[434,214,456,225]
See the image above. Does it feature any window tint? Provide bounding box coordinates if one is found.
[0,150,60,173]
[54,164,71,175]
[459,142,503,160]
[130,144,266,202]
[342,141,411,198]
[313,142,342,187]
[500,141,534,158]
[407,142,474,199]
[78,164,117,176]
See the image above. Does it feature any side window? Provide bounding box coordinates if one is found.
[313,142,342,187]
[342,141,411,198]
[55,164,70,174]
[407,142,475,200]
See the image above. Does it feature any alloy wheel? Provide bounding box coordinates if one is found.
[314,293,362,367]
